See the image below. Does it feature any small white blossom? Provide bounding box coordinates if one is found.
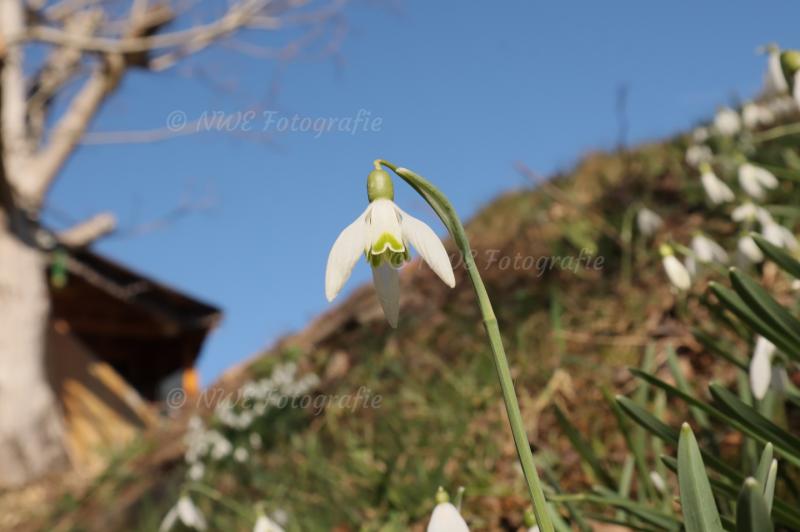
[742,102,775,129]
[738,163,778,200]
[187,462,205,481]
[249,432,263,450]
[732,202,774,225]
[750,336,777,400]
[765,48,789,96]
[234,447,249,463]
[692,127,710,143]
[649,471,668,494]
[637,207,663,237]
[160,496,207,532]
[326,180,456,327]
[691,234,729,264]
[427,502,469,532]
[701,168,734,204]
[661,253,691,291]
[738,236,764,263]
[714,107,741,136]
[254,515,285,532]
[685,145,713,168]
[763,222,799,251]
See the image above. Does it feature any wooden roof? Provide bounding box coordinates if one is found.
[49,248,222,400]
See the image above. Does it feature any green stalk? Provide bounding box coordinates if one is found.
[375,159,555,532]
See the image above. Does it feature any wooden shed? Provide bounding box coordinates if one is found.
[45,247,221,469]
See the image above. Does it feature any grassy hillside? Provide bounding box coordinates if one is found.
[21,98,800,531]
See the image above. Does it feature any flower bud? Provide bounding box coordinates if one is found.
[367,168,394,202]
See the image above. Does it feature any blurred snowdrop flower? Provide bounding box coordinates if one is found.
[249,432,263,450]
[253,514,285,532]
[738,163,778,200]
[750,336,777,400]
[660,245,691,291]
[234,447,249,463]
[700,165,734,205]
[738,235,764,263]
[713,107,741,136]
[692,127,710,143]
[732,202,773,225]
[742,102,775,129]
[326,169,455,327]
[427,488,469,532]
[649,471,668,494]
[691,234,728,264]
[685,145,713,168]
[187,462,204,481]
[763,222,799,251]
[636,207,663,237]
[764,46,789,95]
[523,509,540,532]
[160,495,207,532]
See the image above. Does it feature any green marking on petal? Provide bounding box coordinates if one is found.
[371,232,405,255]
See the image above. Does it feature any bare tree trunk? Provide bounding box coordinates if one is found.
[0,211,68,487]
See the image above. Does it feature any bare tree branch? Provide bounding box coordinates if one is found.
[56,211,116,246]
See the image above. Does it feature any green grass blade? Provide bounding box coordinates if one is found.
[752,233,800,279]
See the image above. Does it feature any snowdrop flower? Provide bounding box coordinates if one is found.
[160,496,207,532]
[700,165,734,205]
[187,462,205,481]
[254,514,285,532]
[523,509,540,532]
[750,336,777,400]
[732,202,773,225]
[738,163,778,200]
[234,447,249,463]
[764,46,789,96]
[713,107,741,136]
[685,145,713,168]
[326,168,455,327]
[742,102,775,129]
[738,235,764,263]
[427,488,469,532]
[691,234,728,264]
[636,207,663,237]
[660,245,691,291]
[649,471,668,494]
[692,127,710,143]
[249,432,263,450]
[763,222,799,251]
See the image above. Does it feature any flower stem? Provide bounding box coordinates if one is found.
[376,159,555,532]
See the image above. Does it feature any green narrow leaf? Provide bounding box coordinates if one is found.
[752,233,800,279]
[666,347,710,427]
[678,423,724,532]
[736,478,774,532]
[754,443,774,487]
[729,268,800,347]
[553,405,615,488]
[691,327,748,371]
[709,283,798,359]
[764,460,778,514]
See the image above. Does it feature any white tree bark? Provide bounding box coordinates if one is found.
[0,219,69,487]
[0,0,69,488]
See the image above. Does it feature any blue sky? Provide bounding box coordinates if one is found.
[45,1,799,383]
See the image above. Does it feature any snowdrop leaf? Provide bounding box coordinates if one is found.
[752,233,800,279]
[677,424,724,532]
[736,478,773,532]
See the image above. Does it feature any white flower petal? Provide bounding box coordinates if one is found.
[372,263,400,328]
[738,236,764,263]
[159,507,179,532]
[750,337,776,400]
[177,496,207,531]
[663,255,691,291]
[367,199,405,255]
[325,205,370,302]
[254,515,285,532]
[637,207,663,236]
[701,171,734,204]
[427,502,469,532]
[398,210,455,287]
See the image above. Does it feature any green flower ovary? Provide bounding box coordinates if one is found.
[367,232,409,267]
